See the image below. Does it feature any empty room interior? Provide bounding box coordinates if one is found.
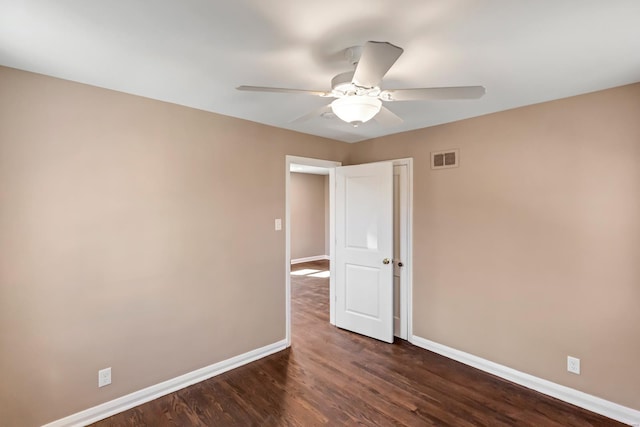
[1,1,639,426]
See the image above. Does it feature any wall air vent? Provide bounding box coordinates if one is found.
[431,149,459,169]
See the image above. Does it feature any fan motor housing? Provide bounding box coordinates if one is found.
[331,71,355,93]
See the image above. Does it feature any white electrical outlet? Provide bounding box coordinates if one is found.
[275,218,282,231]
[98,367,112,387]
[567,356,580,375]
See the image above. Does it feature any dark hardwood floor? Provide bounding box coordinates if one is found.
[93,260,622,426]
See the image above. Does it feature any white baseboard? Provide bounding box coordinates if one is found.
[410,335,640,426]
[44,339,289,427]
[291,255,329,264]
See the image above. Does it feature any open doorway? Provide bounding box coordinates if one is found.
[285,156,341,346]
[289,167,330,265]
[285,156,413,346]
[289,165,332,342]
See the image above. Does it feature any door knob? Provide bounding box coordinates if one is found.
[383,258,391,264]
[398,262,404,267]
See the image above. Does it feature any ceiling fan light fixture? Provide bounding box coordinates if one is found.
[331,96,382,124]
[238,41,485,129]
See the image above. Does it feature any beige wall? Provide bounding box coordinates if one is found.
[0,66,350,426]
[290,172,327,260]
[348,83,640,410]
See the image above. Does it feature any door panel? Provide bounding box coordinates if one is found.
[335,162,394,343]
[345,265,380,318]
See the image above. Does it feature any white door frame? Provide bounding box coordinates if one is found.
[285,155,341,346]
[285,156,413,345]
[329,158,413,340]
[397,158,414,340]
[393,162,409,340]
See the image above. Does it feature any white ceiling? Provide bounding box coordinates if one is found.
[2,1,639,143]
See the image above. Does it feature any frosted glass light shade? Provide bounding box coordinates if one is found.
[331,96,382,124]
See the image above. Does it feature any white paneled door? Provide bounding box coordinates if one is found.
[335,162,394,343]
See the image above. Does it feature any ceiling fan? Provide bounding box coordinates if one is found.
[237,41,486,127]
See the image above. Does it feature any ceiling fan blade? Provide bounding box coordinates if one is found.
[289,104,332,124]
[352,41,404,88]
[237,85,332,97]
[381,86,486,101]
[374,106,403,126]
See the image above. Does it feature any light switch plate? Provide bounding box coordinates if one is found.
[275,218,282,231]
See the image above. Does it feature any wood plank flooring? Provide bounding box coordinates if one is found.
[92,260,622,426]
